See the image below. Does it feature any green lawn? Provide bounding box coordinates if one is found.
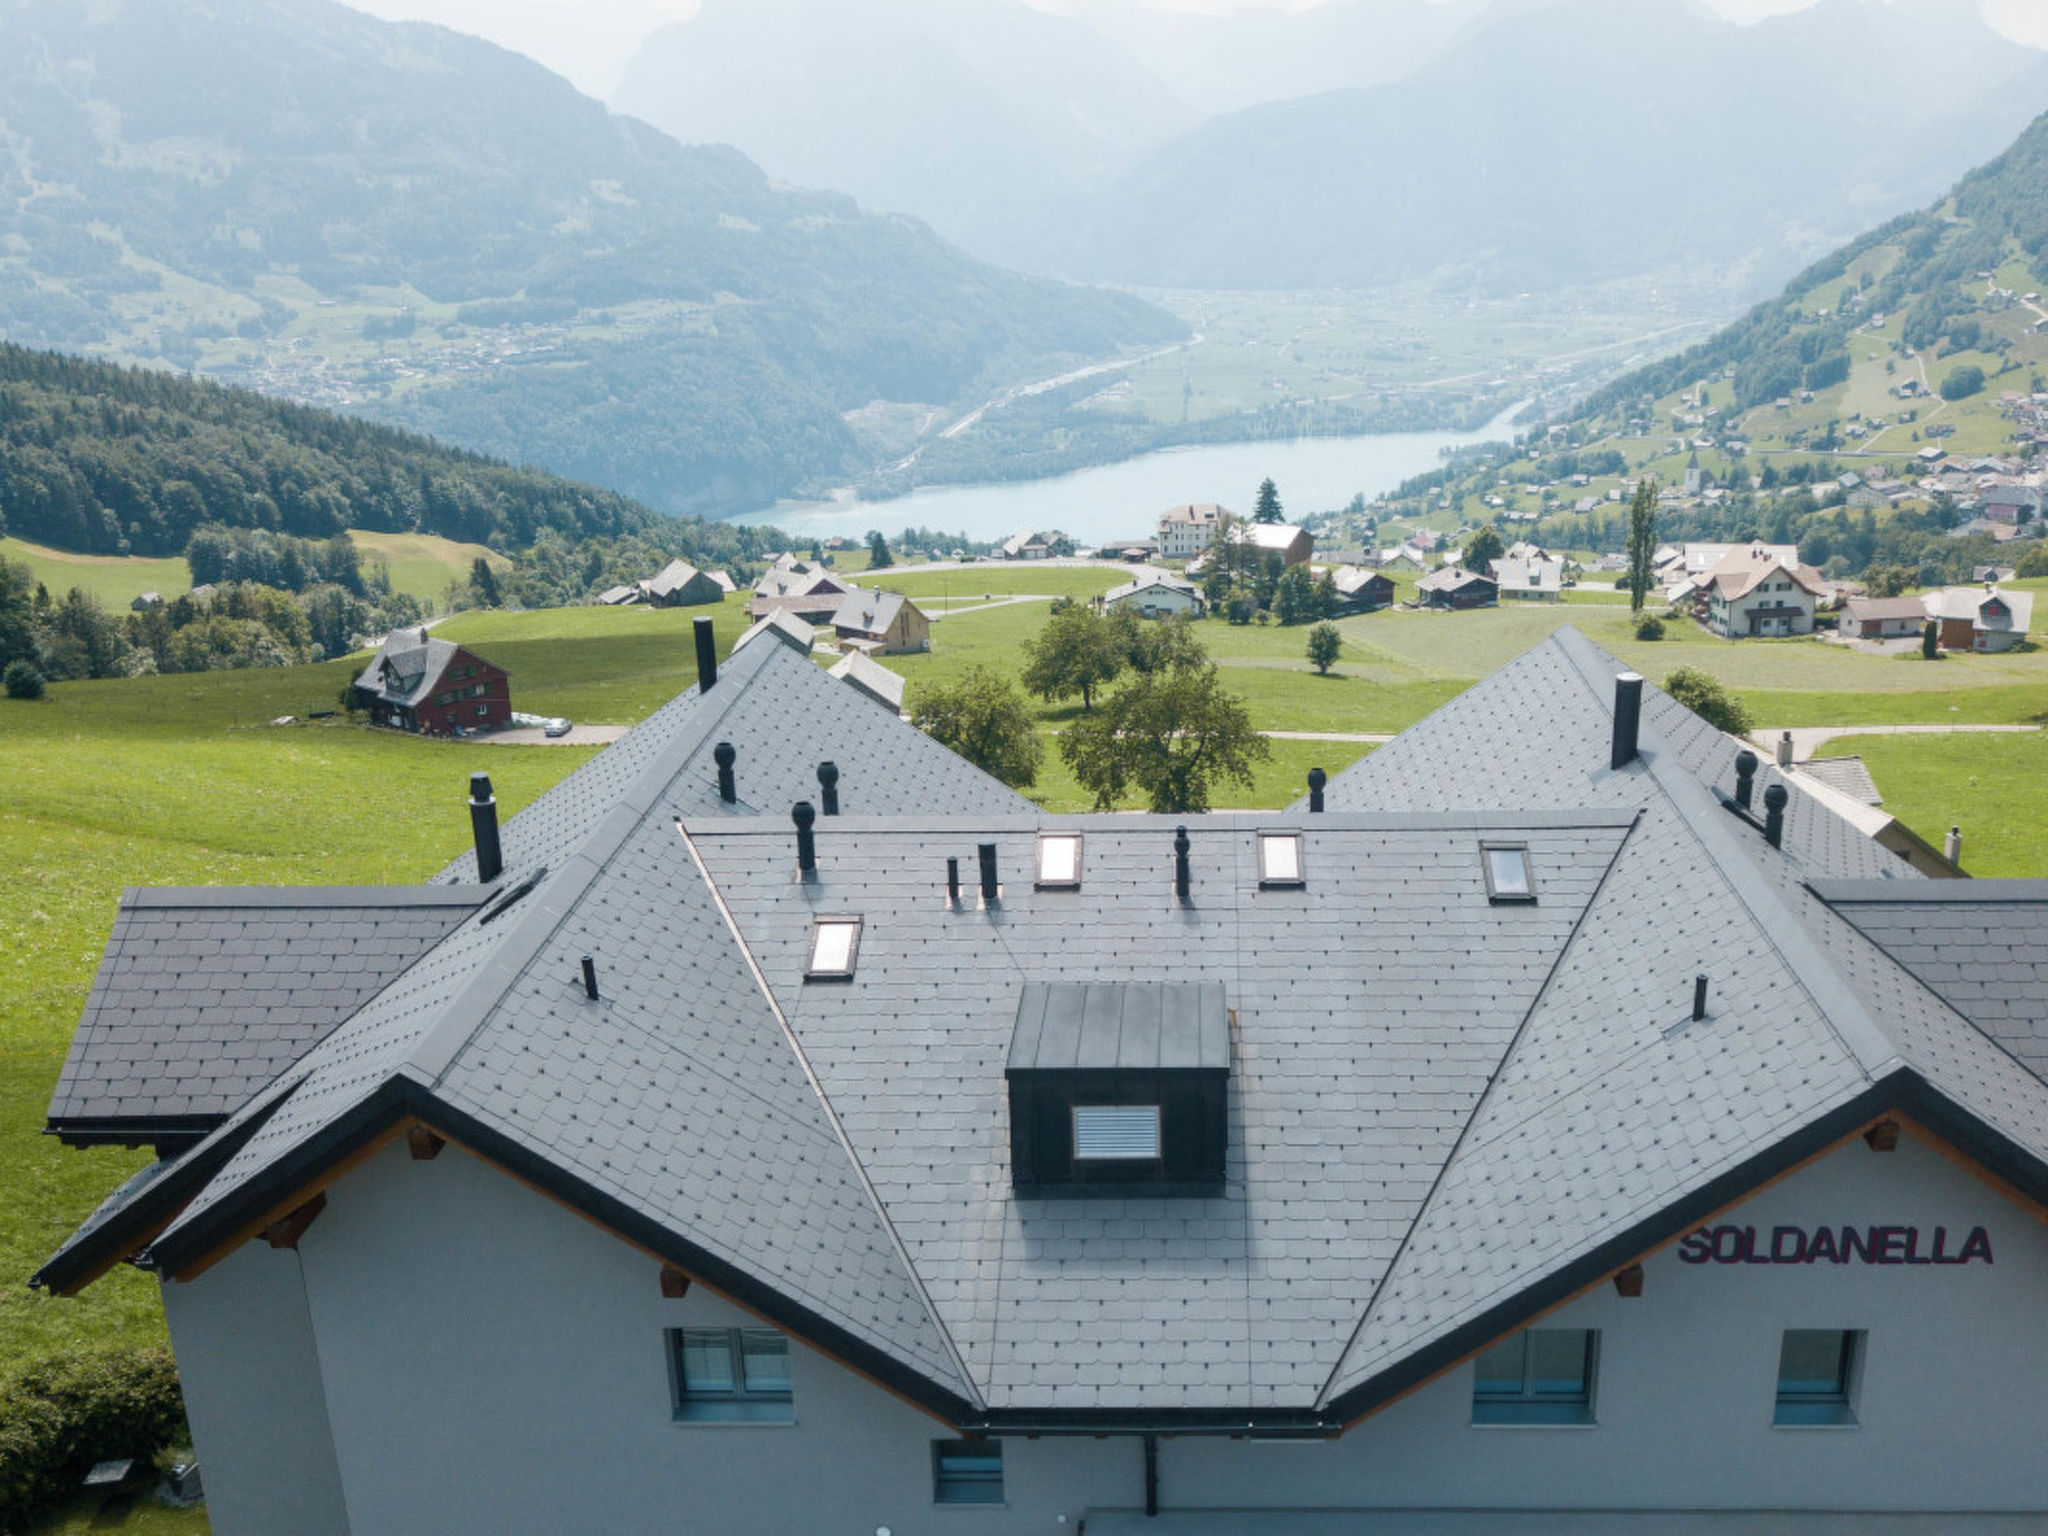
[29,1489,210,1536]
[0,538,191,608]
[1822,732,2048,877]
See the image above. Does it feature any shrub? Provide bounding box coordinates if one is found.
[1634,615,1664,641]
[1922,620,1941,661]
[0,1347,187,1530]
[1664,667,1754,736]
[2,660,44,700]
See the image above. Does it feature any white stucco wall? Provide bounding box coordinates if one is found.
[168,1128,2048,1533]
[160,1240,352,1536]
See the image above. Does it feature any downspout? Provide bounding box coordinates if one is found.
[1143,1433,1159,1518]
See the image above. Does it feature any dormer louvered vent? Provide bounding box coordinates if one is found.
[1005,981,1229,1198]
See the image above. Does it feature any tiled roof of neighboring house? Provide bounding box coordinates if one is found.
[753,566,848,601]
[1930,586,2034,629]
[640,558,706,599]
[734,607,817,656]
[1492,553,1565,593]
[1416,565,1492,592]
[40,625,2048,1436]
[595,584,639,606]
[1104,573,1199,603]
[1800,756,1883,806]
[833,589,907,638]
[353,630,463,709]
[827,649,906,712]
[1705,548,1828,601]
[1843,596,1930,623]
[1156,503,1230,526]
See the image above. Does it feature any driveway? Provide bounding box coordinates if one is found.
[480,724,629,746]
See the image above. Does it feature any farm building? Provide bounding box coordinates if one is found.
[1417,565,1498,609]
[638,560,727,608]
[1331,567,1396,613]
[349,630,511,736]
[1839,597,1929,642]
[43,625,2048,1533]
[1103,572,1205,619]
[750,566,856,623]
[1928,585,2034,653]
[831,589,930,655]
[1220,521,1314,567]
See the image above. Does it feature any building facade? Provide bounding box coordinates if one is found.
[349,631,511,735]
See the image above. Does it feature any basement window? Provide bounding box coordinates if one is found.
[1258,832,1305,888]
[1481,843,1535,903]
[1036,833,1082,889]
[1073,1104,1162,1162]
[805,917,862,980]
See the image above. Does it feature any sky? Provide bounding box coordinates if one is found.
[344,0,2048,100]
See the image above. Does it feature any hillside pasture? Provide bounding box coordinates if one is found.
[0,537,190,607]
[346,527,511,604]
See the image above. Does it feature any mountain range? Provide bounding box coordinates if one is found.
[0,0,1182,517]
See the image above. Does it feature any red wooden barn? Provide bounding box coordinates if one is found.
[351,629,512,735]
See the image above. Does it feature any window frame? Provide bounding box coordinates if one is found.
[1471,1327,1598,1426]
[1773,1328,1863,1428]
[1480,842,1537,904]
[668,1326,796,1424]
[1035,832,1083,890]
[932,1438,1005,1505]
[1257,831,1306,890]
[804,916,863,981]
[1071,1103,1163,1163]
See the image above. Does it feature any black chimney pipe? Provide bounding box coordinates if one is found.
[582,954,600,1001]
[1763,783,1788,849]
[947,857,961,904]
[468,771,503,883]
[1307,766,1327,813]
[1733,749,1758,810]
[978,843,999,903]
[714,741,736,804]
[1692,973,1708,1022]
[693,614,718,693]
[817,760,839,816]
[793,801,817,873]
[1174,825,1191,903]
[1611,672,1644,770]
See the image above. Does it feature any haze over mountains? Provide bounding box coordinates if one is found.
[616,0,2048,299]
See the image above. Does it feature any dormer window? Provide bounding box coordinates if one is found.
[806,916,862,979]
[1257,832,1304,888]
[1036,833,1082,889]
[1482,843,1535,903]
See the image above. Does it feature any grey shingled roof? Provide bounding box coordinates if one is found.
[48,887,482,1141]
[352,631,459,708]
[832,588,906,637]
[1801,755,1884,806]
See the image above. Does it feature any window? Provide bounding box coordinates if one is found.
[1481,843,1535,903]
[1072,1104,1161,1162]
[1036,833,1081,889]
[1472,1328,1596,1424]
[1258,832,1304,888]
[475,704,490,717]
[670,1327,794,1423]
[1774,1329,1861,1426]
[933,1439,1004,1505]
[806,917,862,980]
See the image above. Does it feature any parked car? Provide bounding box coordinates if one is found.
[544,718,573,738]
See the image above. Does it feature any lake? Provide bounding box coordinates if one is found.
[728,408,1523,547]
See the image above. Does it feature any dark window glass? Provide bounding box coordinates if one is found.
[1472,1329,1595,1424]
[934,1440,1004,1504]
[1774,1329,1859,1426]
[672,1327,794,1423]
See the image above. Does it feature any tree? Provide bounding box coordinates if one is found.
[1109,609,1203,675]
[1464,523,1505,575]
[1061,658,1270,813]
[0,558,36,671]
[1021,603,1124,712]
[1626,479,1659,614]
[1921,619,1941,660]
[1253,478,1283,524]
[1273,565,1317,625]
[1941,365,1985,402]
[908,666,1041,788]
[1312,569,1340,618]
[469,556,501,608]
[3,658,45,699]
[1306,623,1341,674]
[866,530,894,569]
[1862,564,1915,598]
[1664,667,1753,736]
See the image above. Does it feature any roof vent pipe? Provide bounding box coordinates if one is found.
[793,801,817,874]
[1763,783,1788,849]
[693,614,718,693]
[468,772,503,883]
[947,857,961,905]
[1610,672,1644,770]
[978,843,999,902]
[1776,730,1794,770]
[1174,825,1191,903]
[1945,825,1962,864]
[1733,748,1758,810]
[817,760,839,816]
[714,741,736,804]
[581,954,599,1001]
[1307,766,1327,813]
[1693,973,1709,1022]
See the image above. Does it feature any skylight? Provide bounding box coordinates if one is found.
[1482,844,1535,903]
[806,917,862,979]
[1037,833,1082,888]
[1258,832,1304,888]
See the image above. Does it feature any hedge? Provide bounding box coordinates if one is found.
[0,1347,186,1532]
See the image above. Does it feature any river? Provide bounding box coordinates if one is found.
[727,407,1524,548]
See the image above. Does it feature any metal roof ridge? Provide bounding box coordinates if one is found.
[680,807,1643,835]
[674,818,986,1410]
[1814,877,2048,904]
[1551,626,1906,1081]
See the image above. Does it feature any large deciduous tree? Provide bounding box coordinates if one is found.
[1022,601,1125,712]
[1463,523,1505,575]
[1306,622,1341,675]
[909,665,1042,788]
[1061,641,1270,814]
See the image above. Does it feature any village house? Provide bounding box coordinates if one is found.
[1376,545,1427,573]
[1492,549,1567,602]
[1838,596,1929,642]
[594,584,640,606]
[749,565,856,623]
[1927,584,2034,653]
[637,559,727,608]
[1102,571,1205,619]
[348,629,511,735]
[1701,547,1828,639]
[40,624,2048,1533]
[1417,565,1497,609]
[1154,503,1232,562]
[1220,521,1314,568]
[1331,567,1396,613]
[831,589,931,655]
[1000,530,1069,561]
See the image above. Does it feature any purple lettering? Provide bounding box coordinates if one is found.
[1712,1225,1745,1263]
[1961,1227,1994,1265]
[1742,1225,1773,1264]
[1771,1226,1807,1263]
[1931,1226,1959,1265]
[1677,1231,1712,1265]
[1805,1226,1841,1265]
[1840,1227,1876,1264]
[1904,1227,1931,1266]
